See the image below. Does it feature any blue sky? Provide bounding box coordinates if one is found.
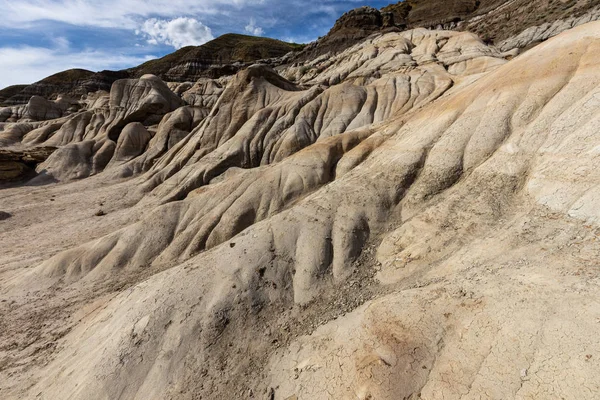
[0,0,395,88]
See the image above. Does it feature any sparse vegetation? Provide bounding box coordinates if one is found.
[133,34,304,79]
[38,69,96,85]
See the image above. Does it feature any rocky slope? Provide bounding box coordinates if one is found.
[0,85,27,106]
[383,0,600,41]
[298,0,600,60]
[1,13,600,400]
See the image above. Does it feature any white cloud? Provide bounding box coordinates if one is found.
[0,0,267,29]
[245,18,264,36]
[0,45,153,88]
[139,17,214,49]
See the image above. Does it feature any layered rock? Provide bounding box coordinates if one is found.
[130,34,302,83]
[0,147,56,182]
[1,69,129,106]
[0,85,27,106]
[1,35,301,106]
[107,122,151,167]
[497,4,600,51]
[0,95,80,123]
[297,7,399,61]
[6,0,600,109]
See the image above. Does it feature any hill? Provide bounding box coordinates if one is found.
[0,85,28,106]
[0,69,129,106]
[0,35,302,106]
[383,0,600,43]
[129,33,304,81]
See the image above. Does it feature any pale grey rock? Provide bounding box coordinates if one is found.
[498,5,600,51]
[108,122,151,166]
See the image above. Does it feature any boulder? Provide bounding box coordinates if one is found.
[109,122,152,165]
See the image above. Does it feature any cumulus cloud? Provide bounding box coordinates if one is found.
[245,18,264,36]
[0,0,359,31]
[138,17,214,49]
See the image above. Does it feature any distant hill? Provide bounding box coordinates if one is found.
[129,33,304,81]
[0,69,129,106]
[1,34,303,105]
[0,85,28,106]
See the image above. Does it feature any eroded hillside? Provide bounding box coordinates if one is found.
[1,18,600,400]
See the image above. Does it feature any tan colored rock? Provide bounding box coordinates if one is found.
[107,122,151,166]
[103,74,183,138]
[180,78,226,109]
[26,76,182,181]
[0,95,80,123]
[0,147,57,182]
[111,105,207,178]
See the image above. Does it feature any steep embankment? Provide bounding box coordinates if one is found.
[1,20,600,400]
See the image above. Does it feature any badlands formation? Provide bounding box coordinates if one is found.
[2,10,600,400]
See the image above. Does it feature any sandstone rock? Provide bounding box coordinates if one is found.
[112,105,207,177]
[0,123,36,146]
[21,122,65,146]
[38,141,98,181]
[103,75,183,139]
[296,6,398,61]
[180,78,226,109]
[0,147,57,182]
[0,160,30,182]
[108,122,151,166]
[0,95,80,124]
[296,0,600,61]
[8,75,183,182]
